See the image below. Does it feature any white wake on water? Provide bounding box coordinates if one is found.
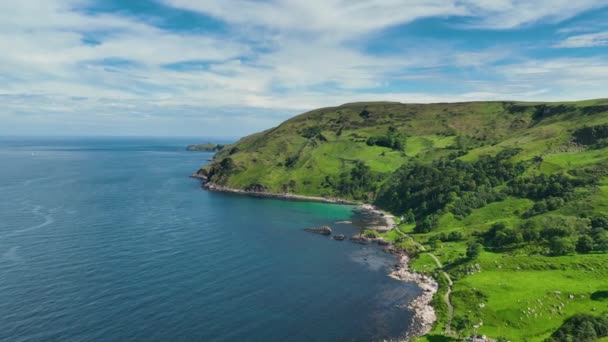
[3,205,55,239]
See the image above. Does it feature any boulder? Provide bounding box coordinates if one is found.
[333,234,346,241]
[304,226,332,235]
[350,233,371,243]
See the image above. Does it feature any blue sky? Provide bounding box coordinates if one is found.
[2,0,608,137]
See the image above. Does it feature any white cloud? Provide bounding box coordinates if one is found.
[164,0,607,31]
[495,58,608,99]
[1,0,607,136]
[463,0,607,29]
[163,0,467,37]
[555,31,608,47]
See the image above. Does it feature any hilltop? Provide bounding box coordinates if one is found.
[196,99,608,341]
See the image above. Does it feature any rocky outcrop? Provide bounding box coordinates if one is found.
[244,183,268,192]
[190,168,209,181]
[304,226,332,235]
[332,234,346,241]
[350,233,371,243]
[374,238,390,246]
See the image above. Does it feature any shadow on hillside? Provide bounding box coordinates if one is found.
[591,290,608,301]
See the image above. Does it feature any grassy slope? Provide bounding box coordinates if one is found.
[200,99,608,341]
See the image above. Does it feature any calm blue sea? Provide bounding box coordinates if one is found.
[0,137,419,342]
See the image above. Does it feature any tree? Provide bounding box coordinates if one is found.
[404,209,415,224]
[576,235,595,254]
[448,231,464,241]
[219,157,235,171]
[591,214,608,229]
[485,222,523,247]
[596,232,608,252]
[575,321,597,341]
[415,215,438,233]
[549,236,575,256]
[466,241,482,259]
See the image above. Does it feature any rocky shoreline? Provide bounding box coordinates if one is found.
[195,180,437,341]
[389,254,438,341]
[198,181,359,205]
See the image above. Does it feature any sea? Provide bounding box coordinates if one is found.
[0,137,419,342]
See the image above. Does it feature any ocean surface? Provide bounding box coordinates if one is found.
[0,137,419,342]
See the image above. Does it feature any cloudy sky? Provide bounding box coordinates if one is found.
[2,0,608,137]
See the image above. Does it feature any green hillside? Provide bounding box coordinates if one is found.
[197,99,608,341]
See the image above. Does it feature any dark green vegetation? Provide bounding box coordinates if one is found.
[546,313,608,342]
[186,143,225,152]
[198,99,608,341]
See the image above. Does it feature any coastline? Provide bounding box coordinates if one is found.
[199,180,360,205]
[196,180,437,341]
[389,254,438,341]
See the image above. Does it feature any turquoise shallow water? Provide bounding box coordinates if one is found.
[0,137,418,342]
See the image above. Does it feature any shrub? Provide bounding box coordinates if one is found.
[549,236,575,256]
[466,241,482,259]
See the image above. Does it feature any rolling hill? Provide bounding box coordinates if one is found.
[196,99,608,341]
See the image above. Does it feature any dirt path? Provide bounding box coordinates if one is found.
[393,226,454,334]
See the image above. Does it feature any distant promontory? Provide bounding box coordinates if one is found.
[186,143,225,152]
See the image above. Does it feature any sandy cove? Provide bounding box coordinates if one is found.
[196,180,438,340]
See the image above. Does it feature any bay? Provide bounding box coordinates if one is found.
[0,137,419,342]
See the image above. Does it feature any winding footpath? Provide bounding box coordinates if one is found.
[392,225,454,335]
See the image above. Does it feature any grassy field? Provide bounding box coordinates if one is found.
[200,99,608,341]
[450,252,608,340]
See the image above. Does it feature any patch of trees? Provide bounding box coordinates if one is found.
[508,173,584,200]
[206,157,236,183]
[331,161,378,200]
[300,126,327,141]
[414,214,439,233]
[227,146,240,155]
[482,214,608,255]
[285,155,299,168]
[439,231,465,242]
[532,104,574,121]
[451,135,485,151]
[508,173,593,217]
[546,313,608,342]
[375,148,525,229]
[523,197,566,218]
[366,127,405,151]
[573,123,608,147]
[484,222,523,248]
